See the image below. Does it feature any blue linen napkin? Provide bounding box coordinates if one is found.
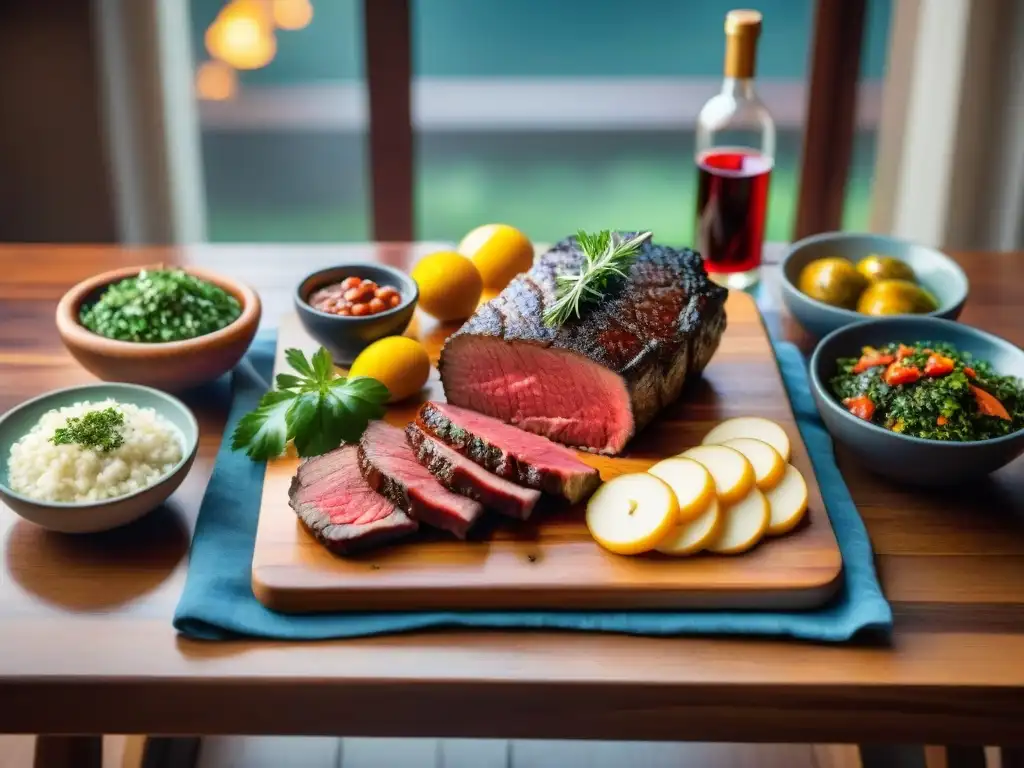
[174,333,893,642]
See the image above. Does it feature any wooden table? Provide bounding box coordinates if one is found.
[2,245,1024,767]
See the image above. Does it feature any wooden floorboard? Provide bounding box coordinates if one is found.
[816,744,865,768]
[0,737,34,768]
[30,736,101,768]
[197,736,339,768]
[0,736,130,768]
[0,735,868,768]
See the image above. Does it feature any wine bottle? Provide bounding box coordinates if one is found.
[695,9,776,290]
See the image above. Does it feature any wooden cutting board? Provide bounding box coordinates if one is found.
[251,291,843,612]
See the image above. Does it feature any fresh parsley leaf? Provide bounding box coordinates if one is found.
[311,347,335,385]
[231,389,295,459]
[334,375,390,403]
[323,388,376,444]
[329,377,389,440]
[231,346,391,460]
[288,391,341,457]
[285,348,315,379]
[275,373,305,391]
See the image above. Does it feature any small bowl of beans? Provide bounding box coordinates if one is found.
[295,263,419,365]
[308,276,402,317]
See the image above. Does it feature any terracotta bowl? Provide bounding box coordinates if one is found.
[56,264,261,392]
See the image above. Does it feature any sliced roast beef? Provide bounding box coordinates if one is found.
[288,445,417,555]
[405,422,541,520]
[415,401,600,504]
[438,234,728,454]
[358,420,484,538]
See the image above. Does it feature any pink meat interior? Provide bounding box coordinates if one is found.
[415,426,541,510]
[362,421,481,523]
[442,338,634,453]
[426,400,596,477]
[293,446,397,526]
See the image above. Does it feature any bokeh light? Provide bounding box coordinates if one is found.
[272,0,314,31]
[195,59,238,101]
[205,0,277,70]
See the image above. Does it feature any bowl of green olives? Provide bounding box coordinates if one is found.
[780,232,969,338]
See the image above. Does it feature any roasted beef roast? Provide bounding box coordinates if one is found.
[439,234,728,454]
[414,401,600,503]
[287,445,418,555]
[405,422,541,520]
[358,421,484,538]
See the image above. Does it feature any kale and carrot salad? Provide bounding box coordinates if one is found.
[829,342,1024,441]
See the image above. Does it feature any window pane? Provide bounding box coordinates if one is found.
[415,0,890,245]
[413,0,810,245]
[189,0,369,242]
[186,0,889,243]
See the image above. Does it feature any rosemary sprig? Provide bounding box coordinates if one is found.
[543,230,653,327]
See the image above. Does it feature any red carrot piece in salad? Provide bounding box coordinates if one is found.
[924,354,955,377]
[852,353,895,374]
[971,385,1011,421]
[843,395,876,421]
[883,361,922,386]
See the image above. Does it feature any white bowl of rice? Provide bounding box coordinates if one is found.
[0,383,198,533]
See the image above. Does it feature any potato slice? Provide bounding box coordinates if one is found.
[586,473,679,555]
[722,437,785,490]
[647,457,716,523]
[655,498,722,556]
[702,417,791,462]
[679,444,755,505]
[765,464,809,536]
[706,488,770,554]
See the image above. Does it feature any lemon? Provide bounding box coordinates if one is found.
[856,279,938,315]
[856,254,916,283]
[797,257,867,309]
[411,250,483,322]
[458,224,534,292]
[348,337,430,403]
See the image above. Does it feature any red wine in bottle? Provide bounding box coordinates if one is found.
[696,147,773,277]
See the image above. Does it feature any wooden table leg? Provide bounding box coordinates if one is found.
[858,745,928,768]
[942,746,987,768]
[122,736,202,768]
[33,735,102,768]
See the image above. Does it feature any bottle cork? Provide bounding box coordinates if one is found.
[724,9,762,79]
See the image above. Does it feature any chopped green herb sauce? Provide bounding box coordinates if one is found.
[829,341,1024,441]
[80,269,242,343]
